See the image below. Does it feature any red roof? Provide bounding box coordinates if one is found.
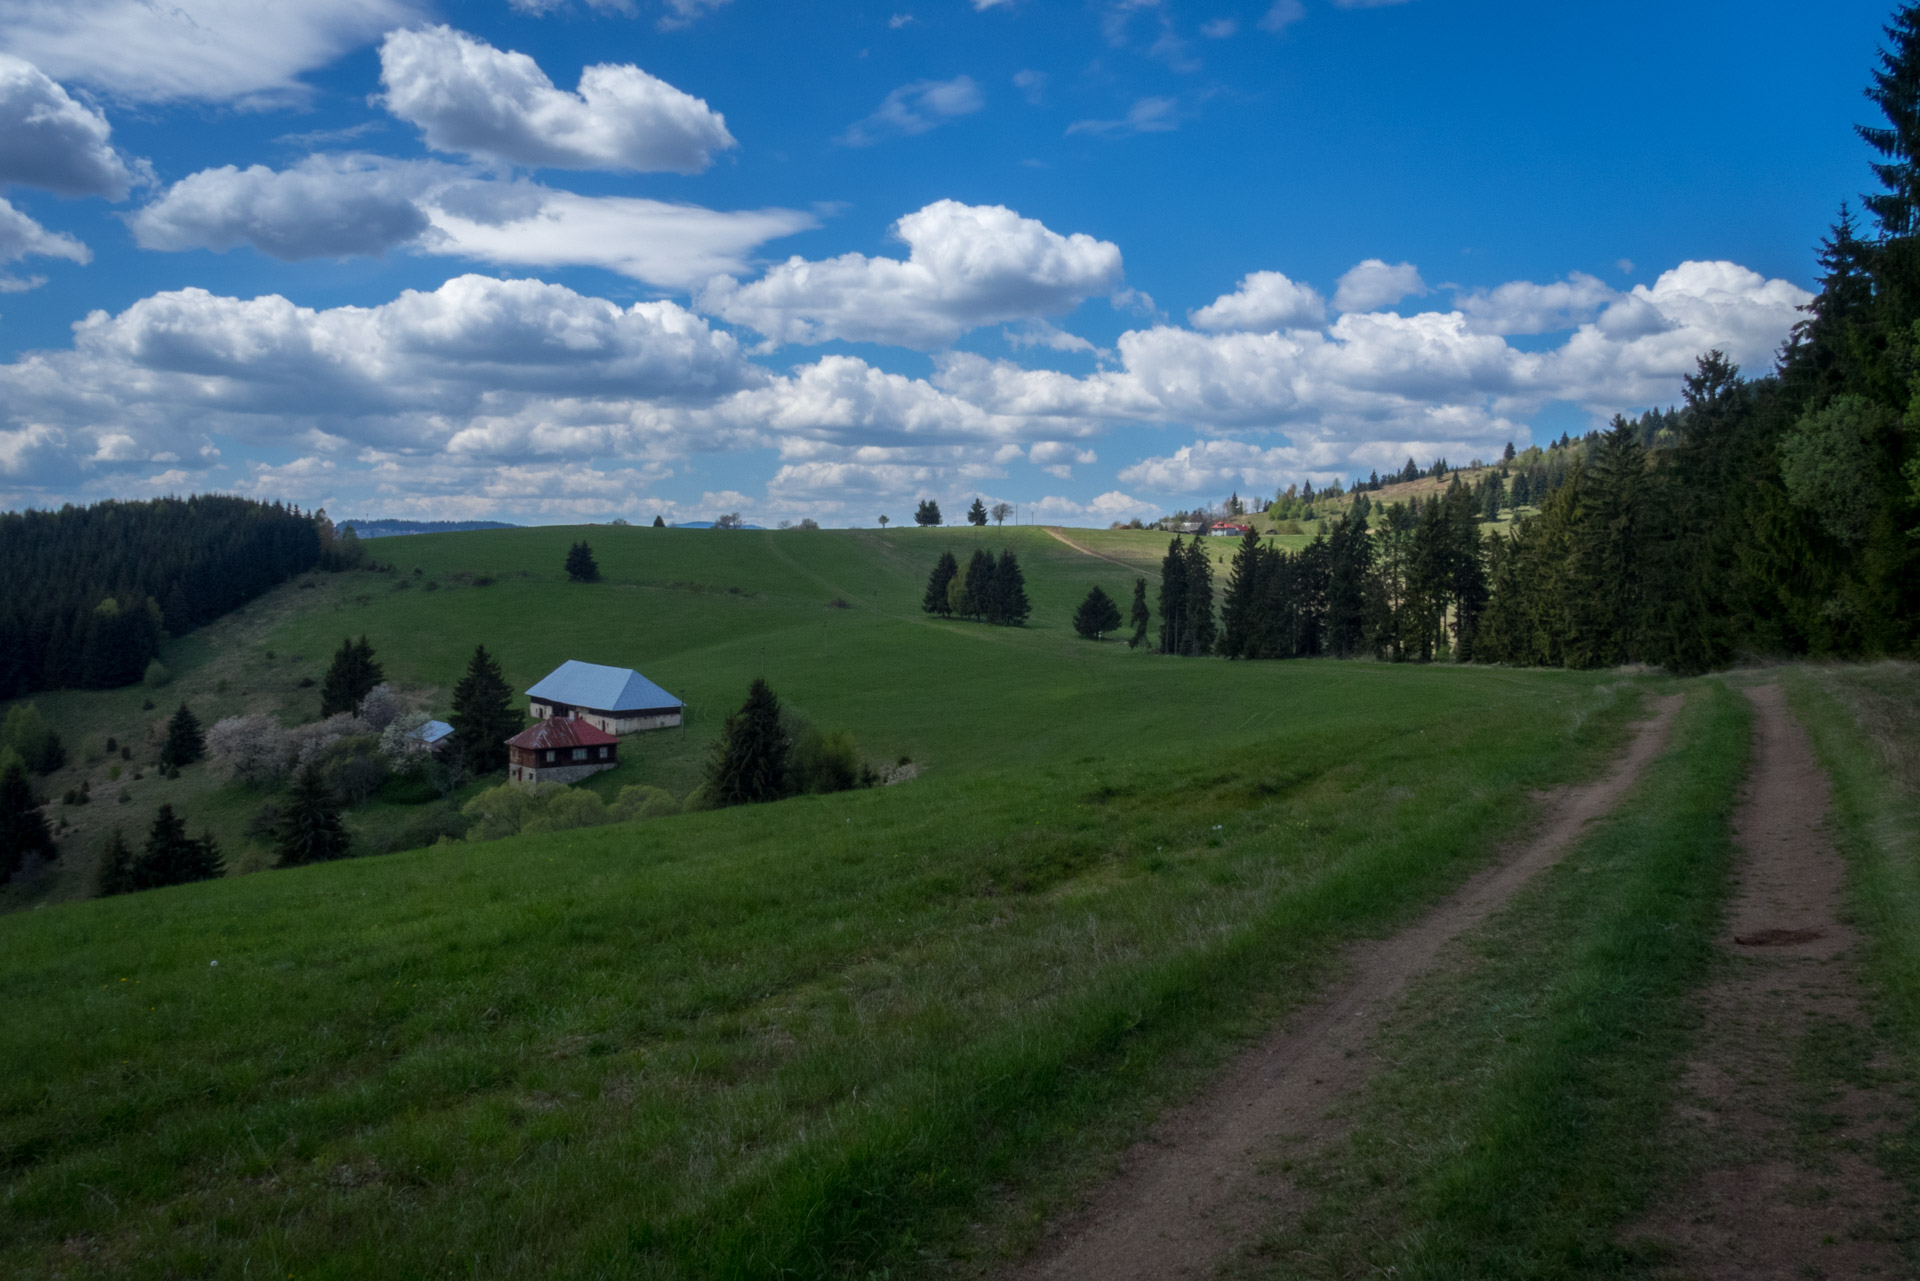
[506,716,619,750]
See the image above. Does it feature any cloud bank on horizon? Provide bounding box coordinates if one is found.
[0,0,1858,525]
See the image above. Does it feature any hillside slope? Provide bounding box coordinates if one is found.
[0,524,1649,1278]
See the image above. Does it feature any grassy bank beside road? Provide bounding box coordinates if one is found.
[1238,681,1748,1279]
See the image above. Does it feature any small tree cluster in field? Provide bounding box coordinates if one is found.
[565,540,600,582]
[913,499,942,527]
[695,679,879,810]
[320,635,383,717]
[97,804,222,895]
[920,549,1030,625]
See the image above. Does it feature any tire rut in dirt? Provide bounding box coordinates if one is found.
[1628,683,1913,1279]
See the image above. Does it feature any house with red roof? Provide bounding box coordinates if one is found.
[505,715,620,786]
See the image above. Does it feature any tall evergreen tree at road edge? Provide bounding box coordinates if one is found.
[451,644,518,774]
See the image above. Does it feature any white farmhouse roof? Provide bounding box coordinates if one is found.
[526,660,684,713]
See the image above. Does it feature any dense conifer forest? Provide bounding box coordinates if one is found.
[0,496,331,700]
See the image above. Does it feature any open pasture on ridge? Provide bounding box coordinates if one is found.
[0,523,1681,1278]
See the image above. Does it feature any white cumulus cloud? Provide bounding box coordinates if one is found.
[379,25,736,173]
[1189,270,1326,331]
[699,199,1124,349]
[0,54,138,198]
[129,155,440,260]
[1454,271,1617,335]
[1333,258,1426,312]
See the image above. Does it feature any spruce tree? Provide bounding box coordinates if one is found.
[565,540,601,582]
[320,635,382,717]
[1157,537,1189,653]
[132,803,222,889]
[450,644,518,774]
[962,549,997,621]
[1182,537,1217,655]
[967,497,988,527]
[705,678,789,805]
[1129,577,1150,648]
[0,760,53,880]
[1218,527,1266,658]
[278,764,351,866]
[914,499,943,527]
[1325,511,1374,658]
[922,551,959,616]
[96,828,133,896]
[652,515,666,528]
[1861,5,1920,239]
[993,550,1031,626]
[160,702,204,768]
[1073,586,1123,639]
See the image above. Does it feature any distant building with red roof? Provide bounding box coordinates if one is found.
[505,714,619,786]
[1208,522,1254,537]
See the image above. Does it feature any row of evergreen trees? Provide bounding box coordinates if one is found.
[921,550,1032,625]
[0,496,334,700]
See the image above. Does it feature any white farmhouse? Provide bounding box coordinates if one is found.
[525,660,685,734]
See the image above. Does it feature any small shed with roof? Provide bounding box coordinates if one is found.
[506,716,620,785]
[525,660,685,734]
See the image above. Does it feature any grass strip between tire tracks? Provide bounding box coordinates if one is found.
[1237,680,1749,1279]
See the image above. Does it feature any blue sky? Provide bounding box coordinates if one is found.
[0,0,1894,525]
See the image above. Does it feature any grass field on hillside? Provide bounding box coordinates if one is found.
[0,525,1672,1278]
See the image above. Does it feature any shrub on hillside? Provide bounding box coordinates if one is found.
[357,682,405,730]
[1,704,66,775]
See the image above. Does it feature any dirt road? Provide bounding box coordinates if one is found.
[1632,684,1912,1278]
[1007,693,1685,1281]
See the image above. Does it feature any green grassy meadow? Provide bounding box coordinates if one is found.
[0,523,1677,1278]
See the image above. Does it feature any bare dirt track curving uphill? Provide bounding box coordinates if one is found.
[1005,693,1685,1281]
[1631,684,1914,1278]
